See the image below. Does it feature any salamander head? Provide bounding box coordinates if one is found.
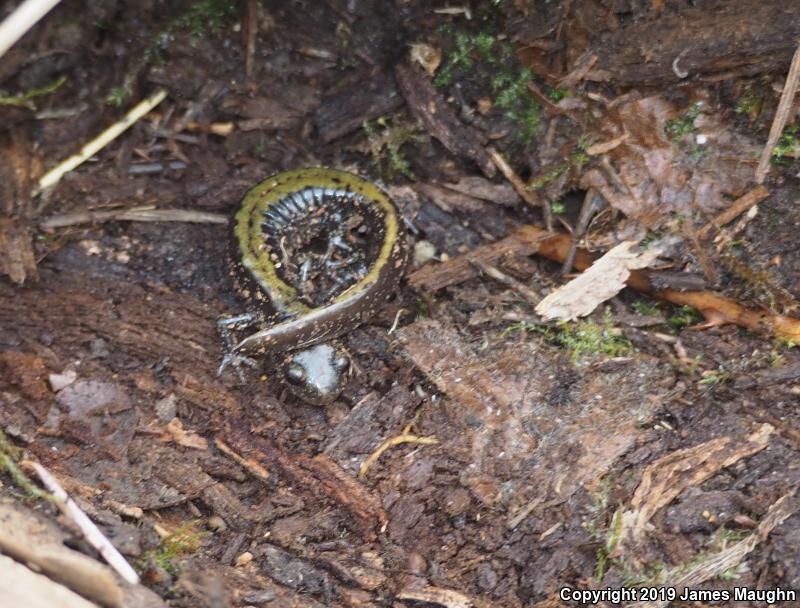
[281,343,350,404]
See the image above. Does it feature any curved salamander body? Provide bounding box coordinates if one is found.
[225,167,407,403]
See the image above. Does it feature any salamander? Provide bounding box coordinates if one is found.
[218,167,408,404]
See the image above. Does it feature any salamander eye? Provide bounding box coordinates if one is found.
[285,363,307,385]
[334,355,350,371]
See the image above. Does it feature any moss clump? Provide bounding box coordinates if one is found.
[664,102,703,143]
[434,28,541,144]
[141,520,209,577]
[362,117,422,180]
[666,305,704,330]
[173,0,237,40]
[505,313,631,362]
[771,126,800,165]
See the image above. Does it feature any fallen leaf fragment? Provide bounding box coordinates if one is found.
[409,42,442,76]
[536,241,661,321]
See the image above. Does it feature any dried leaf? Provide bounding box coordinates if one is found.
[536,241,661,321]
[409,42,442,76]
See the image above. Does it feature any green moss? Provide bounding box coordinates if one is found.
[141,520,209,577]
[631,300,660,316]
[362,117,422,180]
[698,369,730,387]
[0,75,67,110]
[546,86,569,102]
[666,304,704,330]
[505,312,631,362]
[173,0,237,40]
[665,102,703,143]
[433,27,541,144]
[105,86,130,107]
[0,430,52,501]
[771,126,800,165]
[528,148,588,189]
[148,0,236,60]
[735,84,767,118]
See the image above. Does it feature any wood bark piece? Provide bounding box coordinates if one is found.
[395,62,495,178]
[398,319,672,524]
[408,225,549,293]
[617,424,773,556]
[314,71,403,143]
[583,2,800,85]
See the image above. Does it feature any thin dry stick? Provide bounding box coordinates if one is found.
[41,206,227,230]
[696,185,770,240]
[28,461,140,585]
[470,258,541,306]
[34,89,168,195]
[0,0,62,58]
[755,42,800,183]
[488,147,553,231]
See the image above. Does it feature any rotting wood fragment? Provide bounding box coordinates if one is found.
[0,218,37,284]
[616,423,774,562]
[395,62,495,178]
[626,490,797,608]
[408,225,549,293]
[734,362,800,390]
[314,72,403,143]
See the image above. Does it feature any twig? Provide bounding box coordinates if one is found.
[488,147,553,231]
[40,206,227,230]
[561,188,604,275]
[243,0,258,79]
[34,89,168,195]
[0,0,62,59]
[469,258,541,306]
[27,461,140,585]
[696,185,770,240]
[755,42,800,183]
[359,423,438,478]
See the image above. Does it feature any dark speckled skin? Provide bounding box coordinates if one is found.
[229,168,407,402]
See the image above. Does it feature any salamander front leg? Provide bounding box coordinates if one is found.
[216,313,260,383]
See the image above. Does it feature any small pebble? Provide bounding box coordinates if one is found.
[207,515,227,533]
[236,551,254,567]
[48,370,77,392]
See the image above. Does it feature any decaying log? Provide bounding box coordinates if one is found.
[585,2,800,85]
